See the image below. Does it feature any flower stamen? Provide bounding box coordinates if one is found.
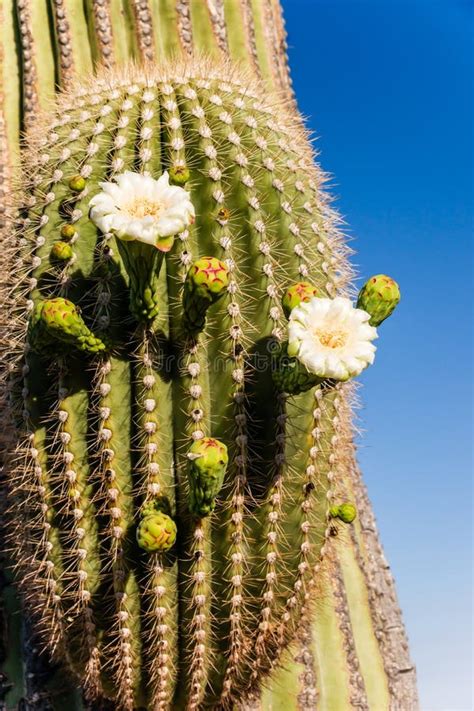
[315,329,347,349]
[122,198,163,219]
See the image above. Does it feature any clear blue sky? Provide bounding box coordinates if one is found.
[281,1,472,709]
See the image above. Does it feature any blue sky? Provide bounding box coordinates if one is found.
[281,1,472,709]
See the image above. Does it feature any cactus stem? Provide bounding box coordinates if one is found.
[51,361,102,693]
[135,330,178,709]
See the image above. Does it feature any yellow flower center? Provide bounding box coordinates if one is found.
[315,328,348,349]
[123,198,163,219]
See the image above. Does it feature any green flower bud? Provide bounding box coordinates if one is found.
[136,512,177,553]
[357,275,400,326]
[68,174,86,193]
[187,437,228,517]
[29,297,106,355]
[329,502,357,524]
[282,282,319,319]
[169,164,190,186]
[60,224,77,240]
[183,257,229,334]
[187,257,229,297]
[50,241,73,262]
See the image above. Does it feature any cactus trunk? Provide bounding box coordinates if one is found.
[0,2,417,710]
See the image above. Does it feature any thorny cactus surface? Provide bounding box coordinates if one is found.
[0,2,418,711]
[6,60,367,709]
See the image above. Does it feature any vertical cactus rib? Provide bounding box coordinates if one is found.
[331,558,370,709]
[131,0,156,62]
[51,365,102,692]
[180,85,254,705]
[12,113,100,664]
[310,571,353,711]
[163,82,216,709]
[85,0,115,68]
[188,0,222,57]
[175,0,194,55]
[134,331,178,711]
[108,0,139,64]
[205,0,229,53]
[132,92,179,711]
[1,0,20,194]
[49,0,76,87]
[263,0,292,97]
[336,540,390,709]
[246,0,273,86]
[88,91,144,710]
[148,0,181,60]
[202,84,287,701]
[15,0,40,127]
[224,0,259,72]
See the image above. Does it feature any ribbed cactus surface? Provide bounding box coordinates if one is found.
[1,2,419,710]
[5,61,354,710]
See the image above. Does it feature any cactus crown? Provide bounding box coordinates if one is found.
[3,58,357,710]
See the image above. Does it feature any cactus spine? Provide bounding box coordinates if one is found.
[0,2,418,710]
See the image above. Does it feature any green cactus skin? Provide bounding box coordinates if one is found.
[357,274,401,327]
[0,2,418,711]
[187,437,229,517]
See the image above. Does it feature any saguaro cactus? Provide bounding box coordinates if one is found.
[0,2,417,711]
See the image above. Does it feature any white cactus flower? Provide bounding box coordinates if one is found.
[89,170,195,251]
[287,296,378,381]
